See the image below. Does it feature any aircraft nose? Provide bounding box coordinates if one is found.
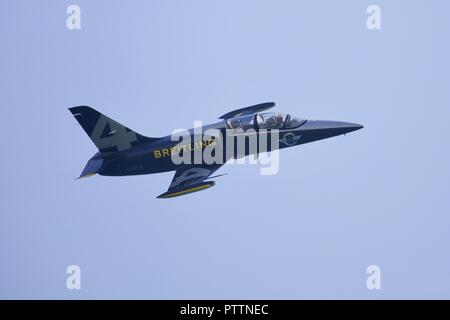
[338,122,364,133]
[300,120,364,135]
[327,121,364,135]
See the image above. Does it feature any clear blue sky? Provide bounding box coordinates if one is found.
[1,0,449,299]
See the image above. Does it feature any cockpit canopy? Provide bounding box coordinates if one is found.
[225,112,305,131]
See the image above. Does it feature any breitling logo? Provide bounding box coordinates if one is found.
[280,132,301,146]
[153,138,216,159]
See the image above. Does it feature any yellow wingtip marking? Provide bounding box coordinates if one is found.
[159,184,212,198]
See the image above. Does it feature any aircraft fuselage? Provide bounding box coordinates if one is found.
[95,119,363,177]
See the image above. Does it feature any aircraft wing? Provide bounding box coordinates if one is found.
[157,164,224,198]
[219,102,275,119]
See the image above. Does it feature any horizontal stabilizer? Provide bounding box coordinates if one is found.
[157,181,215,199]
[78,158,103,179]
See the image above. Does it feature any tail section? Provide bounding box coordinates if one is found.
[69,106,159,153]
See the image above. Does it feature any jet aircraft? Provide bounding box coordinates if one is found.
[69,102,363,198]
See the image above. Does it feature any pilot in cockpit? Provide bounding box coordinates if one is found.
[265,113,284,129]
[275,114,284,128]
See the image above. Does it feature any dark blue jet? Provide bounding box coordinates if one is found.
[69,102,363,198]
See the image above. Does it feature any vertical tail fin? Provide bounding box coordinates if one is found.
[69,106,159,153]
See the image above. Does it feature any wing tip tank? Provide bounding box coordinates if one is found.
[157,181,215,199]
